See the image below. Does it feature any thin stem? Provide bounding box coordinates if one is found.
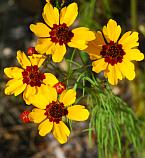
[131,0,137,30]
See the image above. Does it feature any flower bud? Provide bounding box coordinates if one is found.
[27,47,38,56]
[54,82,66,94]
[20,110,30,123]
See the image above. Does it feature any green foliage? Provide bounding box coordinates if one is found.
[65,49,143,158]
[87,83,141,158]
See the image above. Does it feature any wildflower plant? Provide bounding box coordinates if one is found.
[4,0,145,158]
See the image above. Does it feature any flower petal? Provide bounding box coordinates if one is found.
[5,79,25,96]
[52,44,66,62]
[29,108,46,123]
[85,31,105,59]
[59,89,76,106]
[105,64,123,85]
[68,40,88,50]
[103,19,121,43]
[38,119,53,136]
[67,105,89,121]
[72,27,95,41]
[60,3,78,26]
[25,85,57,109]
[118,61,135,81]
[17,51,31,69]
[53,121,70,144]
[69,27,95,51]
[92,58,108,73]
[4,67,23,79]
[124,49,144,61]
[43,73,58,86]
[35,38,54,54]
[30,23,50,37]
[13,84,27,96]
[119,32,139,49]
[23,85,37,103]
[43,3,59,27]
[118,31,132,43]
[28,54,46,67]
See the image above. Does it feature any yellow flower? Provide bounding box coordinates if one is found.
[30,2,95,62]
[28,88,89,144]
[85,19,144,85]
[4,51,59,104]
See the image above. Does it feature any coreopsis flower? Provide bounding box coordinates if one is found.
[28,88,89,144]
[4,51,60,104]
[30,1,95,62]
[85,19,144,85]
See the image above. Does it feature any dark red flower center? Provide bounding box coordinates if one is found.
[22,65,45,87]
[44,101,68,123]
[49,23,74,45]
[100,41,126,66]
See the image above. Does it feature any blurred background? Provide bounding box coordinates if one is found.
[0,0,145,157]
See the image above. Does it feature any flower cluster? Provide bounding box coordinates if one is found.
[4,0,144,144]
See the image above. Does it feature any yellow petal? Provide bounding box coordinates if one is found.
[105,64,123,85]
[38,119,53,136]
[119,32,139,49]
[118,31,132,43]
[124,49,144,61]
[23,85,37,101]
[60,7,67,22]
[118,61,135,80]
[72,27,95,41]
[5,79,25,96]
[43,73,58,86]
[60,3,78,26]
[29,108,46,123]
[59,89,76,106]
[53,121,70,144]
[30,23,50,37]
[52,44,66,62]
[43,3,59,27]
[35,38,54,54]
[68,40,88,50]
[17,51,31,69]
[103,19,121,42]
[26,85,57,109]
[92,58,108,73]
[85,31,105,59]
[69,27,95,50]
[28,54,46,67]
[4,67,23,79]
[67,105,89,121]
[13,83,27,96]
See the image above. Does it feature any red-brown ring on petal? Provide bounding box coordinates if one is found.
[100,41,126,66]
[19,110,30,123]
[44,101,68,123]
[49,23,74,45]
[22,65,45,87]
[53,82,66,94]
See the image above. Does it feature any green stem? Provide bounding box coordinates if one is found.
[131,0,137,30]
[73,72,86,90]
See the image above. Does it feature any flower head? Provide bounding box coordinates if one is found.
[28,88,89,144]
[85,19,144,85]
[4,51,61,104]
[30,2,95,62]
